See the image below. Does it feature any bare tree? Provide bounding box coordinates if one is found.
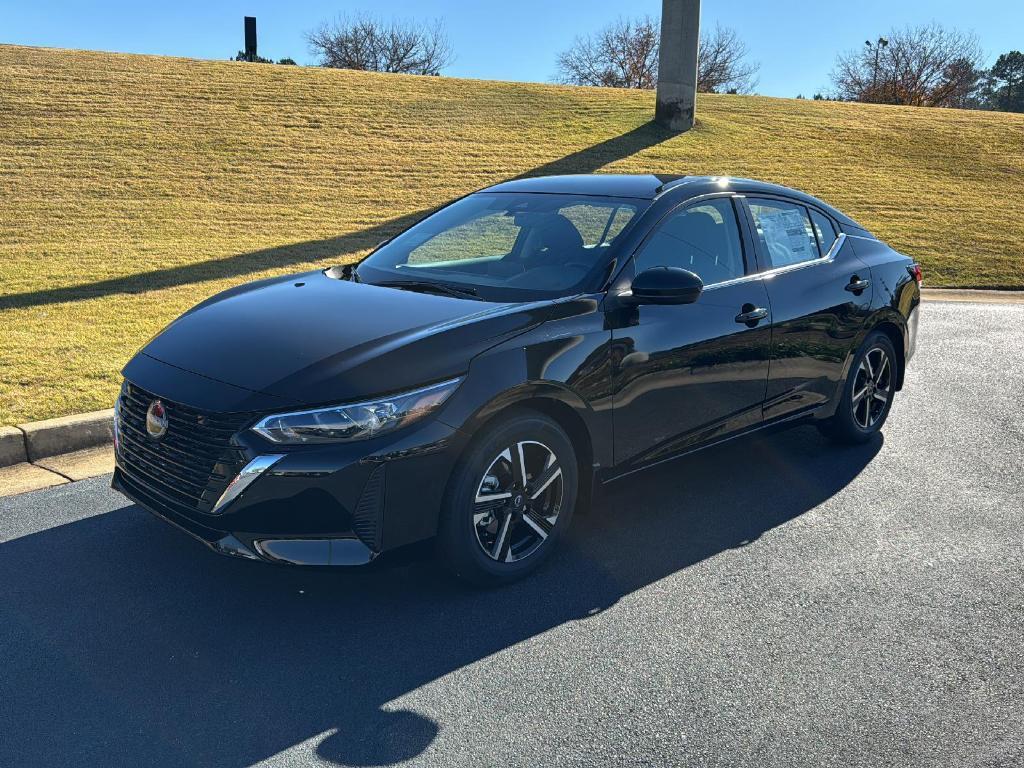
[556,18,759,93]
[307,14,453,75]
[556,16,660,89]
[831,23,985,107]
[698,25,758,94]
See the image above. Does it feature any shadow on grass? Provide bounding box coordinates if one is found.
[0,122,677,312]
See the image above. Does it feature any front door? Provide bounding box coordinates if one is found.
[610,196,772,471]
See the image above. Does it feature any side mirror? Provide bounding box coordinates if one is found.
[624,267,703,306]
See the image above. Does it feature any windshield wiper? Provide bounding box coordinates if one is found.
[373,280,481,300]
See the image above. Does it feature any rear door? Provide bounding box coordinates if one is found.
[741,197,873,421]
[610,195,772,470]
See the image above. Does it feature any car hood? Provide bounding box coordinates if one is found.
[132,270,550,406]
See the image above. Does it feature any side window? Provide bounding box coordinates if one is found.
[634,198,746,285]
[809,209,838,254]
[747,199,820,268]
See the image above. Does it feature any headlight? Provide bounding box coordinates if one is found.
[251,378,462,444]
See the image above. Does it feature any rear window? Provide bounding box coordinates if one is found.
[747,199,820,268]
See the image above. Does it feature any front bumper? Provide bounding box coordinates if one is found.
[115,415,465,566]
[113,465,385,565]
[112,363,468,566]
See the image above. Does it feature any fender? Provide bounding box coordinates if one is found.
[440,355,610,466]
[437,317,614,473]
[827,306,910,414]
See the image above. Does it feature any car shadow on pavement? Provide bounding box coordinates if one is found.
[0,122,677,312]
[0,425,881,767]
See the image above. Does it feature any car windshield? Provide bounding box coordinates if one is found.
[355,192,646,302]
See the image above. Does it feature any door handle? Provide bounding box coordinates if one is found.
[845,276,871,294]
[735,306,769,325]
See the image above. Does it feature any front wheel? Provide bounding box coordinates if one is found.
[437,411,578,586]
[819,331,897,444]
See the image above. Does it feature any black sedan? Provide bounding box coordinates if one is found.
[112,174,921,585]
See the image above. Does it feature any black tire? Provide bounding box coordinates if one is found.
[437,410,578,587]
[819,331,897,444]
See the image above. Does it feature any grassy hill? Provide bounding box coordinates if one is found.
[2,44,1023,425]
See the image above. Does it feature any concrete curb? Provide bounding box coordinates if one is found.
[0,426,28,466]
[1,410,116,497]
[3,409,115,467]
[922,288,1024,304]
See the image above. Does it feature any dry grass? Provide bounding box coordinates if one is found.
[2,44,1023,425]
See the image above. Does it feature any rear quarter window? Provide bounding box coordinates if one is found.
[809,209,839,254]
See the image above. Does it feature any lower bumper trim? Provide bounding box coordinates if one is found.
[254,537,375,566]
[115,468,377,567]
[212,534,261,561]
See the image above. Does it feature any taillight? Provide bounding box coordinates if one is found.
[908,263,923,286]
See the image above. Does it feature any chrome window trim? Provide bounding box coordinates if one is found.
[701,233,847,293]
[606,188,854,299]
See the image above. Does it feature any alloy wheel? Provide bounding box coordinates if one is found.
[473,440,564,563]
[851,346,892,430]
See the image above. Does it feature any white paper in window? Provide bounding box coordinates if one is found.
[758,209,813,266]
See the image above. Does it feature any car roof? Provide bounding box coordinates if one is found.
[481,174,863,229]
[484,174,685,199]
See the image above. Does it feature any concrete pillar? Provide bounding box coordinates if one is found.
[244,16,257,62]
[655,0,701,132]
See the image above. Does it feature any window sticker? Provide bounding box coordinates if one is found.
[757,208,813,265]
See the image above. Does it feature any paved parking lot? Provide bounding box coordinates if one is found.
[2,302,1022,767]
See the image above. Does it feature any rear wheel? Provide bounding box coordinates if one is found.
[819,332,897,444]
[437,411,578,586]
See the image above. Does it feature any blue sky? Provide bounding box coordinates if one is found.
[2,1,1020,97]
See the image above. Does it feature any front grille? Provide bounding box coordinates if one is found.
[116,382,254,517]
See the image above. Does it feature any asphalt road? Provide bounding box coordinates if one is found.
[2,301,1022,768]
